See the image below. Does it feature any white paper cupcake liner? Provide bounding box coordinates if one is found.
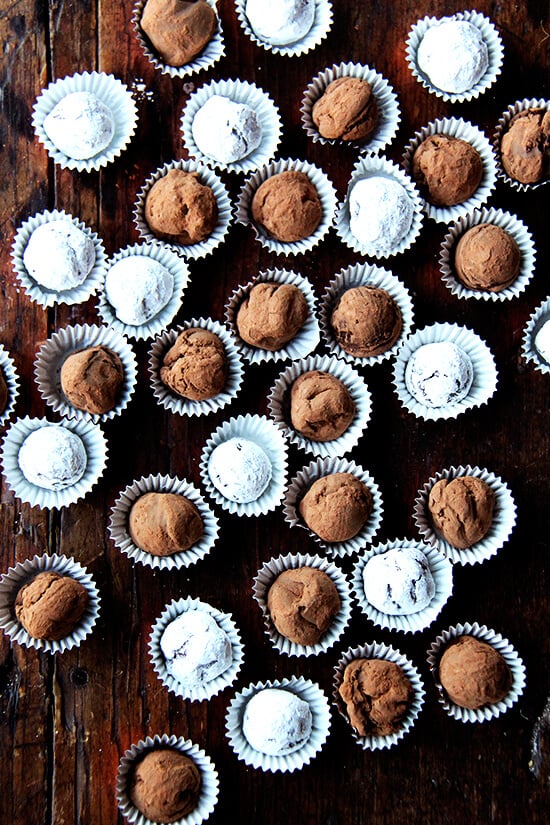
[0,553,100,654]
[237,157,337,255]
[439,207,536,301]
[148,318,244,416]
[427,621,526,723]
[402,117,497,224]
[97,243,190,341]
[334,155,424,258]
[493,98,550,191]
[225,676,331,772]
[320,262,414,366]
[0,416,108,509]
[252,551,352,656]
[149,596,244,701]
[11,209,107,308]
[34,323,137,423]
[392,322,498,421]
[116,733,219,825]
[108,473,219,571]
[522,296,550,374]
[283,457,383,557]
[413,465,517,566]
[132,0,225,79]
[32,70,138,172]
[405,10,503,103]
[333,641,425,750]
[0,346,19,429]
[199,413,288,517]
[300,61,400,153]
[225,269,320,365]
[181,78,282,174]
[268,354,372,458]
[235,0,333,57]
[134,159,233,260]
[352,538,453,634]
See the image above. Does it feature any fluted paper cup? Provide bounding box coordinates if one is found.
[493,98,550,191]
[0,346,19,429]
[522,297,550,374]
[235,0,333,57]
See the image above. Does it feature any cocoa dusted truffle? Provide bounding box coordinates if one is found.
[338,658,414,737]
[236,282,309,350]
[61,345,125,414]
[438,635,512,709]
[454,224,521,292]
[140,0,217,68]
[145,169,218,245]
[312,77,379,142]
[15,571,89,640]
[412,134,483,206]
[160,327,228,400]
[129,492,204,556]
[428,476,495,549]
[290,370,355,442]
[267,566,341,645]
[129,748,201,822]
[0,369,8,415]
[299,472,372,542]
[330,286,403,357]
[500,108,550,184]
[251,170,322,242]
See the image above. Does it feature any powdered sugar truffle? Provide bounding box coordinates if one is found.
[349,176,413,252]
[417,19,489,95]
[160,610,232,687]
[245,0,315,46]
[534,319,550,364]
[405,341,473,408]
[23,220,95,292]
[208,437,272,503]
[242,687,313,756]
[105,256,174,326]
[362,546,435,615]
[192,95,262,164]
[43,91,115,160]
[18,425,87,491]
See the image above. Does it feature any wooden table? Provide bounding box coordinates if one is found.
[1,1,549,823]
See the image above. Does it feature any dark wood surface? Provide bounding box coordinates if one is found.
[1,1,549,823]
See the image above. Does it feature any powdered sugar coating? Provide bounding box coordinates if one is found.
[242,687,313,755]
[23,221,95,291]
[208,437,272,503]
[534,319,550,363]
[405,341,473,408]
[417,20,488,95]
[160,610,232,687]
[43,91,115,160]
[192,95,262,164]
[105,256,174,326]
[18,425,87,491]
[245,0,315,45]
[362,547,435,616]
[349,176,413,252]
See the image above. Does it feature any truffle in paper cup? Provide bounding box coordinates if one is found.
[283,456,383,558]
[134,159,232,260]
[0,553,100,654]
[413,465,516,566]
[493,98,550,191]
[427,621,526,723]
[181,78,282,174]
[148,318,244,416]
[0,346,19,429]
[132,0,224,79]
[351,538,453,634]
[522,297,550,374]
[235,0,333,58]
[334,155,423,258]
[116,733,219,825]
[439,207,536,301]
[300,61,400,153]
[1,416,108,509]
[333,641,425,750]
[252,551,352,656]
[200,413,288,517]
[109,473,219,571]
[225,269,320,365]
[320,262,414,366]
[402,117,497,224]
[268,354,372,459]
[392,322,498,421]
[32,70,137,172]
[405,10,503,103]
[97,243,190,341]
[149,596,244,701]
[11,209,107,308]
[34,323,137,424]
[237,157,337,256]
[225,676,331,772]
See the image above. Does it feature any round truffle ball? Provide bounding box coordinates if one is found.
[145,168,218,245]
[192,95,262,164]
[362,546,435,615]
[208,437,272,503]
[454,224,521,292]
[18,425,87,490]
[43,91,114,160]
[129,748,202,822]
[0,370,9,415]
[500,108,550,184]
[290,370,355,442]
[438,635,512,709]
[338,658,413,737]
[15,571,89,640]
[242,687,313,756]
[330,286,403,357]
[160,610,232,686]
[236,282,309,350]
[105,256,174,326]
[299,472,373,542]
[23,220,96,292]
[160,327,228,401]
[312,76,379,142]
[245,0,315,46]
[348,176,413,251]
[140,0,217,67]
[416,19,489,95]
[405,341,474,408]
[251,170,322,243]
[61,345,125,415]
[412,134,483,207]
[534,318,550,363]
[267,566,341,646]
[129,492,204,556]
[428,476,495,549]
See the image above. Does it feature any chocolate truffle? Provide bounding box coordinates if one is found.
[140,0,217,67]
[312,77,379,142]
[405,341,473,408]
[145,169,218,245]
[454,223,521,292]
[362,546,435,615]
[348,176,413,251]
[129,492,204,556]
[428,476,495,549]
[500,108,550,184]
[43,91,114,160]
[236,282,309,350]
[160,327,228,401]
[18,425,87,490]
[61,345,125,414]
[0,370,8,415]
[299,472,372,542]
[416,19,489,95]
[160,609,232,686]
[105,257,174,326]
[338,658,413,737]
[290,370,355,442]
[534,319,550,363]
[208,437,272,503]
[129,748,201,822]
[267,566,341,645]
[412,134,483,206]
[192,95,262,164]
[23,220,96,292]
[15,571,89,640]
[251,170,322,243]
[242,688,313,756]
[438,635,512,709]
[330,286,403,357]
[245,0,315,46]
